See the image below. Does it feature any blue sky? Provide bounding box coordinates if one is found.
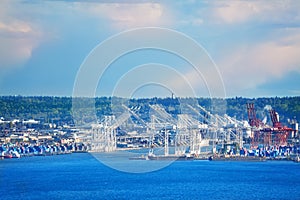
[0,0,300,98]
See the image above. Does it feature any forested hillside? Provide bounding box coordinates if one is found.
[0,96,299,125]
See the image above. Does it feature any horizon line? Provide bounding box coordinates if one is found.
[0,95,299,99]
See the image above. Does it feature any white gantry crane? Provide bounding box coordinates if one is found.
[148,104,177,156]
[86,101,247,154]
[89,112,131,152]
[176,114,203,156]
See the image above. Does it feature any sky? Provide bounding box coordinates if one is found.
[0,0,300,98]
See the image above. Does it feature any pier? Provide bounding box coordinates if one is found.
[1,102,299,162]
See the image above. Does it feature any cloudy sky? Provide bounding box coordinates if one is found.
[0,0,299,98]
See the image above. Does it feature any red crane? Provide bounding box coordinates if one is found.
[269,108,293,145]
[269,109,281,128]
[247,103,262,128]
[247,103,264,147]
[246,103,294,147]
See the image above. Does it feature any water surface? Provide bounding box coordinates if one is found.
[1,153,299,199]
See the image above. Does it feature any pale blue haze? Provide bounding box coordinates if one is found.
[0,0,300,97]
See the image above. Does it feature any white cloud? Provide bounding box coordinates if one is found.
[213,1,261,24]
[0,37,34,66]
[72,2,173,30]
[219,28,300,93]
[0,1,173,71]
[180,1,300,96]
[212,1,300,24]
[0,21,32,34]
[0,0,43,69]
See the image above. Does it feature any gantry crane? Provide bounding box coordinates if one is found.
[247,103,294,147]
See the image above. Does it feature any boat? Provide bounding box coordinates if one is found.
[145,130,194,161]
[4,154,12,159]
[1,151,12,159]
[147,153,194,161]
[208,155,266,162]
[129,155,148,160]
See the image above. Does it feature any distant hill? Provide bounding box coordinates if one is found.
[0,96,299,126]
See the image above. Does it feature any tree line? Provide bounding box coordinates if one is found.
[0,96,299,126]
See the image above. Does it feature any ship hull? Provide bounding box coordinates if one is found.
[147,155,194,161]
[208,156,266,162]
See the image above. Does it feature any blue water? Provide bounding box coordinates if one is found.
[1,153,300,200]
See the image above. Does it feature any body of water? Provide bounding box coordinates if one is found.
[1,153,300,199]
